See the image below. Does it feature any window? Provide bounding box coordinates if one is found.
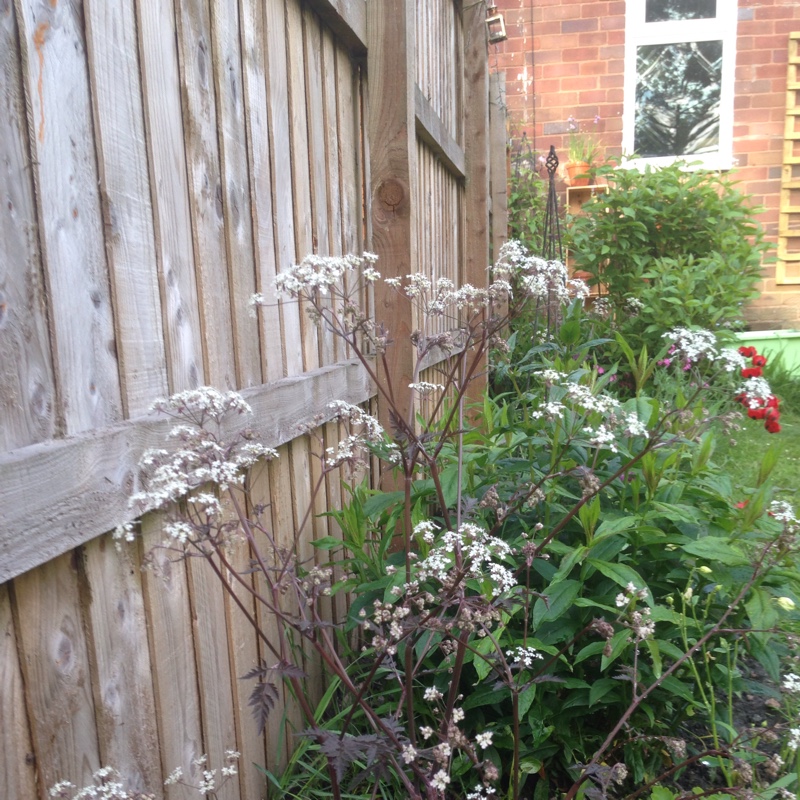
[623,0,737,170]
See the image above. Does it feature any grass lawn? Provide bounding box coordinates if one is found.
[717,408,800,503]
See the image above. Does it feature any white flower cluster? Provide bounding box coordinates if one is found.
[505,645,543,668]
[409,381,445,395]
[414,520,440,544]
[493,240,588,303]
[770,501,799,531]
[49,768,138,800]
[565,383,619,414]
[736,376,773,409]
[466,786,498,800]
[125,389,279,520]
[327,401,384,442]
[151,387,252,423]
[386,273,512,314]
[663,328,745,372]
[783,672,800,693]
[788,727,800,751]
[417,522,515,597]
[615,582,648,608]
[273,252,378,298]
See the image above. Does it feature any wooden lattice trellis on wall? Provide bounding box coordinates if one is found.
[778,31,800,284]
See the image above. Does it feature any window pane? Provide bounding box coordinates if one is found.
[645,0,716,22]
[634,40,722,157]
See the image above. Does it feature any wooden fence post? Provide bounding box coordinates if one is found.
[367,0,417,441]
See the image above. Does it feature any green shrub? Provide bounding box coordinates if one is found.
[568,161,769,351]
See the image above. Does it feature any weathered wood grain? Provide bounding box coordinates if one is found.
[264,0,302,377]
[305,10,335,368]
[11,553,101,792]
[186,556,238,800]
[84,0,169,419]
[489,72,508,263]
[210,0,262,389]
[306,0,366,56]
[0,2,55,453]
[138,517,204,800]
[415,87,466,179]
[367,0,417,430]
[0,360,374,583]
[135,0,205,392]
[286,0,319,372]
[0,582,37,800]
[174,0,236,390]
[16,0,122,434]
[462,0,489,401]
[81,535,162,795]
[239,0,282,383]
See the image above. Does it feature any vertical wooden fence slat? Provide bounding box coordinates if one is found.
[210,0,263,389]
[368,0,416,430]
[267,445,305,759]
[489,72,508,262]
[185,556,238,800]
[81,537,162,795]
[239,0,283,384]
[139,518,204,800]
[462,1,489,401]
[264,0,302,378]
[135,0,205,393]
[289,435,325,705]
[0,2,55,451]
[174,0,236,390]
[304,9,335,368]
[83,0,169,418]
[0,583,37,800]
[322,29,343,363]
[286,0,319,373]
[221,530,265,800]
[247,463,286,774]
[11,553,101,792]
[15,0,122,435]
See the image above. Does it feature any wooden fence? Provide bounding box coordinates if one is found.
[0,0,506,797]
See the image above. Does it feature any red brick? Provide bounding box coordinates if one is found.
[542,62,581,78]
[600,15,625,31]
[754,34,791,50]
[749,93,783,108]
[578,31,609,46]
[562,46,600,61]
[755,5,799,20]
[578,89,608,104]
[736,79,773,94]
[580,61,608,75]
[562,18,598,33]
[599,45,624,59]
[561,76,599,91]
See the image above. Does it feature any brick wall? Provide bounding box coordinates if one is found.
[491,0,800,330]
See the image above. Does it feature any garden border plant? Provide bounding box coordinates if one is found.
[54,244,800,800]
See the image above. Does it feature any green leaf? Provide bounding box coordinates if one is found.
[363,491,404,518]
[550,546,587,585]
[592,515,637,543]
[681,537,748,566]
[587,559,648,597]
[589,678,620,707]
[601,629,631,671]
[645,638,662,678]
[745,587,779,636]
[518,682,537,719]
[532,580,581,626]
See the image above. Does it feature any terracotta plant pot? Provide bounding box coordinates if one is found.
[565,161,591,186]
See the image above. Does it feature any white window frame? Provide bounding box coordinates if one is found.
[622,1,738,171]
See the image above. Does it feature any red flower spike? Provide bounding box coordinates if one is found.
[738,346,757,357]
[752,355,767,367]
[767,396,780,408]
[741,367,763,379]
[766,408,780,422]
[748,407,767,420]
[766,419,782,433]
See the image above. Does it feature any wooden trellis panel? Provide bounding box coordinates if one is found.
[778,31,800,284]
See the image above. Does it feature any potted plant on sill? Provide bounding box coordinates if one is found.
[565,114,601,186]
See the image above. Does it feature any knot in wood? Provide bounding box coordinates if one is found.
[378,179,406,211]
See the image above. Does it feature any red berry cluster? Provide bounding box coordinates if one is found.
[734,346,781,433]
